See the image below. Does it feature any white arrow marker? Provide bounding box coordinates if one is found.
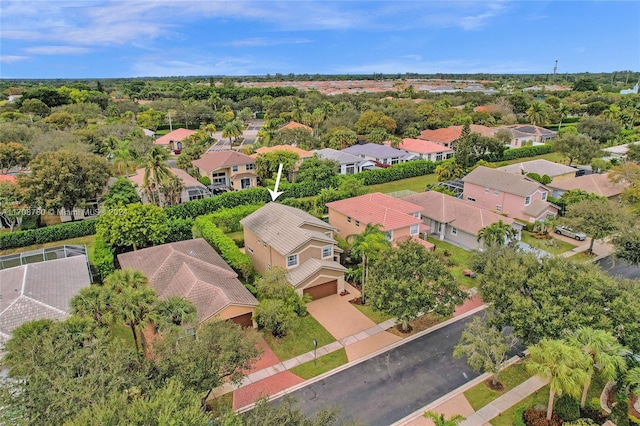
[268,163,284,201]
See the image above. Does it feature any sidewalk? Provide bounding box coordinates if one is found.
[559,237,615,259]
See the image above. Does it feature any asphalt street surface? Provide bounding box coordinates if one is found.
[274,311,484,426]
[597,255,640,280]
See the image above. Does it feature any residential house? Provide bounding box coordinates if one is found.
[312,148,376,174]
[417,124,497,149]
[397,138,454,162]
[154,128,195,152]
[497,159,577,183]
[342,143,415,166]
[326,192,434,250]
[496,125,557,148]
[240,203,346,300]
[462,166,559,222]
[127,167,212,204]
[548,173,628,201]
[117,239,258,327]
[193,150,257,191]
[401,191,523,250]
[254,145,314,180]
[0,254,91,343]
[602,142,639,161]
[278,121,313,134]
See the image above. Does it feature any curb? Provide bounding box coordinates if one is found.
[235,304,487,413]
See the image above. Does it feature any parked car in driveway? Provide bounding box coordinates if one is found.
[554,225,587,241]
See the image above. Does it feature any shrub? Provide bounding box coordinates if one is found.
[193,215,253,281]
[166,217,194,243]
[514,406,527,426]
[93,236,115,280]
[524,407,563,426]
[580,398,609,424]
[564,419,599,426]
[0,218,97,250]
[165,188,271,219]
[555,395,581,422]
[206,204,263,233]
[359,160,439,185]
[491,144,554,162]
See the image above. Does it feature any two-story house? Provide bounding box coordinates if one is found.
[397,138,454,162]
[341,143,415,166]
[312,148,376,174]
[401,191,523,251]
[193,150,257,191]
[326,193,434,250]
[462,166,559,222]
[497,159,576,183]
[240,203,346,300]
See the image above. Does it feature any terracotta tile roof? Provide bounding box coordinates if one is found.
[462,166,544,197]
[548,173,628,198]
[117,239,257,324]
[240,203,337,255]
[326,192,422,231]
[193,150,255,172]
[401,191,518,235]
[0,256,91,342]
[127,168,206,189]
[154,128,195,145]
[278,121,313,133]
[287,258,346,288]
[418,124,497,143]
[254,145,314,158]
[522,199,558,218]
[399,138,455,155]
[0,175,17,184]
[498,159,576,178]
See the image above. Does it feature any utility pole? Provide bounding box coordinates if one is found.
[553,60,558,81]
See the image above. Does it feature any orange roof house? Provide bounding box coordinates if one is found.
[254,145,314,159]
[278,121,313,134]
[398,138,454,161]
[154,128,195,150]
[418,124,497,148]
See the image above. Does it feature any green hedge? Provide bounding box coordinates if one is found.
[206,204,263,233]
[359,160,439,185]
[93,236,115,280]
[0,218,97,250]
[166,217,195,243]
[496,144,554,161]
[193,215,253,282]
[165,188,271,219]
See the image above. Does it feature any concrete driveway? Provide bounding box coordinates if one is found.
[307,294,375,341]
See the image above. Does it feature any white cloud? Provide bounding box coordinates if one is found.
[458,2,509,30]
[130,55,286,77]
[0,55,29,63]
[25,46,91,55]
[224,37,312,47]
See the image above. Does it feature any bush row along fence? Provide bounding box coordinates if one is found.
[0,144,554,250]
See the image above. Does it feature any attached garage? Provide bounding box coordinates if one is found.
[230,312,254,328]
[303,280,338,301]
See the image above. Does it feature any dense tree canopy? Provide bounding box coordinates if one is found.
[96,202,169,251]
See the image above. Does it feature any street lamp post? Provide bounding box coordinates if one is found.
[313,338,317,366]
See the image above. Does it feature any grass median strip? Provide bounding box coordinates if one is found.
[464,362,530,410]
[261,315,335,361]
[290,349,348,380]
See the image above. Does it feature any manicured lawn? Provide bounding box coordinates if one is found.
[261,315,335,361]
[464,363,531,410]
[353,303,393,324]
[225,230,244,240]
[569,250,597,263]
[0,234,97,264]
[367,174,439,194]
[426,236,476,289]
[490,385,550,426]
[289,348,348,379]
[520,231,576,255]
[500,151,565,166]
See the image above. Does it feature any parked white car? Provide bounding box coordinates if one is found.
[554,225,587,241]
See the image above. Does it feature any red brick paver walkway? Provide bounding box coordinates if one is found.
[246,337,280,374]
[454,293,484,317]
[232,371,304,410]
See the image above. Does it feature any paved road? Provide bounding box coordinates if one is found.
[597,255,640,280]
[274,312,484,426]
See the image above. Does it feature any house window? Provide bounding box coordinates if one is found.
[267,264,271,270]
[467,197,476,202]
[347,216,351,223]
[391,158,399,165]
[451,227,458,236]
[435,153,443,161]
[232,165,239,172]
[355,220,360,227]
[484,187,490,193]
[247,247,254,254]
[211,172,227,186]
[325,232,332,237]
[257,238,261,244]
[413,211,420,218]
[541,192,548,201]
[245,163,255,171]
[494,189,499,195]
[345,165,355,174]
[496,205,502,212]
[384,230,393,241]
[263,242,267,248]
[410,224,419,236]
[241,178,251,189]
[322,245,332,259]
[525,196,531,205]
[286,254,298,268]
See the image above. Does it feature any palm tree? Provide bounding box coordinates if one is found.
[567,327,628,407]
[477,220,517,248]
[105,269,156,354]
[423,412,465,426]
[527,102,548,126]
[527,339,591,420]
[222,120,243,145]
[71,285,115,328]
[627,367,640,396]
[142,146,171,206]
[557,103,570,131]
[160,173,185,207]
[152,296,197,331]
[347,224,390,304]
[110,139,136,177]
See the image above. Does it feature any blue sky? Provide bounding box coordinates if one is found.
[1,1,639,79]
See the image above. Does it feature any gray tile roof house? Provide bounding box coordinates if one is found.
[498,159,577,180]
[462,166,544,197]
[312,148,376,174]
[117,239,257,325]
[0,256,91,343]
[342,143,416,165]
